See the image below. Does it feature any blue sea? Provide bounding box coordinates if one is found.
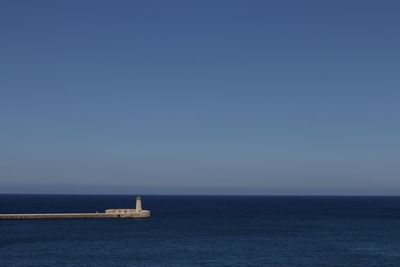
[1,195,400,266]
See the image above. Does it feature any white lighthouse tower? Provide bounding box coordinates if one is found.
[105,195,150,218]
[135,195,142,212]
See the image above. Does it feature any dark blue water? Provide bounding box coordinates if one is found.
[1,195,400,266]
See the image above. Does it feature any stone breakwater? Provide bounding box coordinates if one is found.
[0,211,150,220]
[0,196,150,220]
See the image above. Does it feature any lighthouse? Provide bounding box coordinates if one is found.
[135,196,142,212]
[104,196,150,218]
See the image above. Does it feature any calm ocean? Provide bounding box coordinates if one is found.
[1,195,400,266]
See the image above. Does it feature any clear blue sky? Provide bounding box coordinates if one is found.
[1,0,399,194]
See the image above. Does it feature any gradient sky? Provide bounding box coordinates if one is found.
[1,0,399,194]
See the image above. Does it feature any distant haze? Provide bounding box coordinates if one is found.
[1,1,399,195]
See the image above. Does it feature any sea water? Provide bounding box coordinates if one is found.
[1,195,400,266]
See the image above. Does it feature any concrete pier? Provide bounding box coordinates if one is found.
[0,196,150,220]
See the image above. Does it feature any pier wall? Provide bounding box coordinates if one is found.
[0,211,150,220]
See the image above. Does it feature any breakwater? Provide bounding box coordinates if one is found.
[0,195,150,220]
